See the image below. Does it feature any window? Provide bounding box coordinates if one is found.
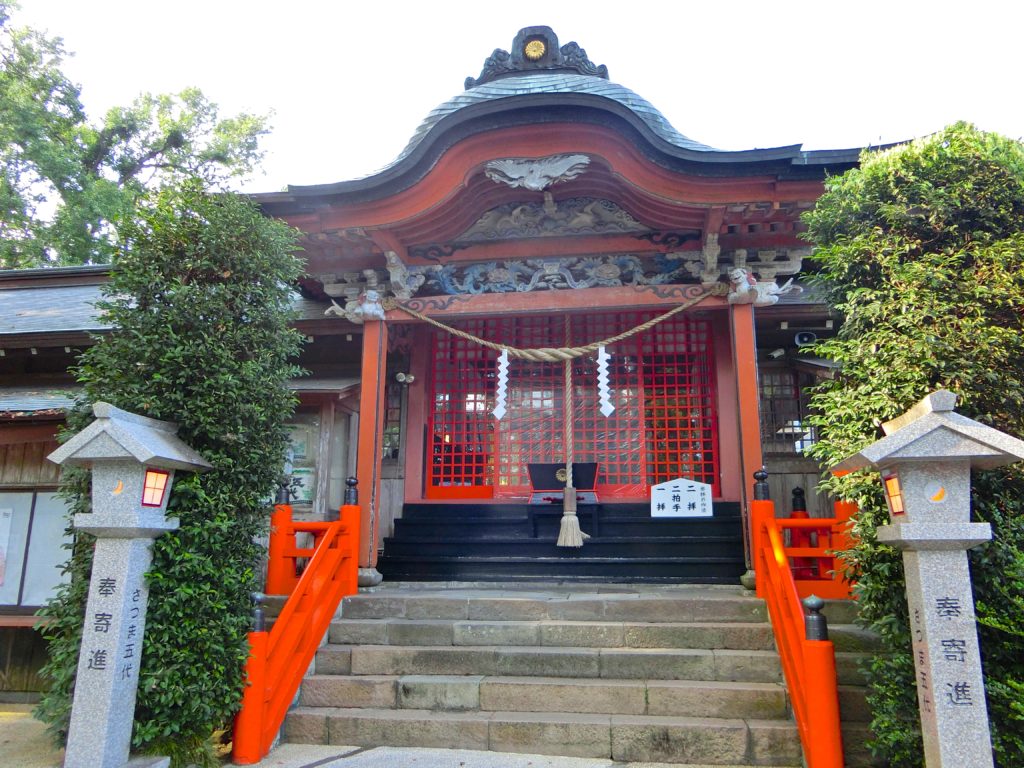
[382,382,405,460]
[0,491,72,609]
[759,368,817,454]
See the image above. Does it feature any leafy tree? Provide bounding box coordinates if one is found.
[36,179,304,767]
[0,1,268,268]
[804,122,1024,766]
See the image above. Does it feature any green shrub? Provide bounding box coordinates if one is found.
[35,179,304,766]
[804,122,1024,767]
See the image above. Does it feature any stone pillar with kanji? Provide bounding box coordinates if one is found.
[833,390,1024,768]
[48,403,211,768]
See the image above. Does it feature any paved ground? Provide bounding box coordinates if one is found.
[246,744,764,768]
[0,703,765,768]
[0,703,63,768]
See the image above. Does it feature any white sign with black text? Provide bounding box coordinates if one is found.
[651,478,713,518]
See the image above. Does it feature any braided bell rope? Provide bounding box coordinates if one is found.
[563,313,575,488]
[383,283,728,363]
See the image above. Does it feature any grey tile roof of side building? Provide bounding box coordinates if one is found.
[1,283,330,337]
[0,378,360,417]
[0,284,109,335]
[0,387,78,417]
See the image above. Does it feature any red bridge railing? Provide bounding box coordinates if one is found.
[750,469,852,768]
[232,480,360,764]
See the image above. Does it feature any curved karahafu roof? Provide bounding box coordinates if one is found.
[258,26,861,208]
[395,70,719,166]
[397,25,715,160]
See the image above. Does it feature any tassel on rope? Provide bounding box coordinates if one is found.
[557,480,586,547]
[557,316,589,548]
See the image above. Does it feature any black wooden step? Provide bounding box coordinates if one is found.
[399,501,741,519]
[393,517,533,539]
[380,536,742,559]
[381,500,746,584]
[394,513,742,541]
[376,554,747,582]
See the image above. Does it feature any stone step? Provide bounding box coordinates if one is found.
[315,643,783,683]
[340,589,770,623]
[283,706,805,766]
[329,618,777,650]
[328,616,877,653]
[315,644,869,687]
[299,674,791,719]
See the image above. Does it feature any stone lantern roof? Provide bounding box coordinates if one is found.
[48,401,211,472]
[833,390,1024,472]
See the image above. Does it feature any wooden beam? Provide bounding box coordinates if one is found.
[385,285,728,323]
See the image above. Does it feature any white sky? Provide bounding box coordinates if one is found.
[15,0,1024,194]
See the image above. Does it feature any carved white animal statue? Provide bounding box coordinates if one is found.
[324,290,386,324]
[358,289,387,321]
[727,267,802,307]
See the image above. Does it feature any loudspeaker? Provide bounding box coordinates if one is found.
[795,331,817,347]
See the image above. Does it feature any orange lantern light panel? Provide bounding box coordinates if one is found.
[142,468,171,507]
[881,468,905,517]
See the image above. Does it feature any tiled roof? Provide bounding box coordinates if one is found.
[0,284,109,335]
[0,378,358,417]
[0,283,331,337]
[0,387,79,416]
[288,377,360,395]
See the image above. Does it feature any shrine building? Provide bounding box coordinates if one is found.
[253,26,860,585]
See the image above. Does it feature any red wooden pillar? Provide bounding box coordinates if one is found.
[356,318,388,571]
[730,303,764,566]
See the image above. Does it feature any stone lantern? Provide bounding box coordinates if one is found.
[48,402,212,768]
[833,390,1024,768]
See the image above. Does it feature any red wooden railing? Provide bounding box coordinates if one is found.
[761,486,856,600]
[232,489,360,764]
[750,471,852,768]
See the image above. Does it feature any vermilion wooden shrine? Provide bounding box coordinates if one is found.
[254,26,859,584]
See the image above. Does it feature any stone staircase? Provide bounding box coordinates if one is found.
[283,584,878,766]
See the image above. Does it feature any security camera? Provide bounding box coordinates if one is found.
[768,348,786,359]
[795,332,817,347]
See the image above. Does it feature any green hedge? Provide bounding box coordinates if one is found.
[804,123,1024,766]
[36,180,305,767]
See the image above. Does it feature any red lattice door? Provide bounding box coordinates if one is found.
[425,312,719,500]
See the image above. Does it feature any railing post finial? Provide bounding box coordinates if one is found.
[251,592,266,633]
[276,476,291,505]
[753,467,770,500]
[345,476,358,506]
[791,486,807,513]
[803,594,829,641]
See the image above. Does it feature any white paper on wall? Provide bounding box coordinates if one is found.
[650,479,713,518]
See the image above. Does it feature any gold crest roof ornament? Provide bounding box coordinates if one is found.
[465,26,608,89]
